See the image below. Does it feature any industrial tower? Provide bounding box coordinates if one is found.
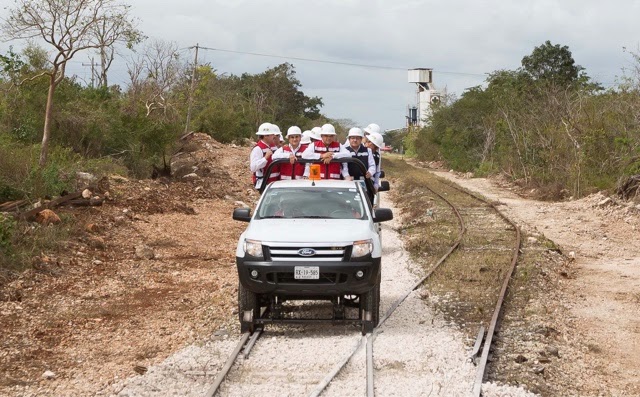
[407,68,441,128]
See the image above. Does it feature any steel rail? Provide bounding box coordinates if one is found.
[471,202,521,396]
[430,177,523,396]
[204,330,254,397]
[366,334,374,396]
[308,336,366,397]
[209,165,520,397]
[310,180,468,397]
[242,327,263,359]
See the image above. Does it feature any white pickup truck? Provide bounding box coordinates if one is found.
[233,159,392,334]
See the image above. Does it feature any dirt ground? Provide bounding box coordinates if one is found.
[0,134,261,396]
[427,164,640,395]
[1,138,639,396]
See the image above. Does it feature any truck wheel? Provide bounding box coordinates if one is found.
[238,282,259,333]
[360,281,380,335]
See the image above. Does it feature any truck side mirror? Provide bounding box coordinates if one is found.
[233,207,252,222]
[373,208,393,223]
[378,181,390,192]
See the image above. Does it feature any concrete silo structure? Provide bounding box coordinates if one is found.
[407,68,441,127]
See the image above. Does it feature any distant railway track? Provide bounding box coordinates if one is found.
[204,159,521,397]
[428,173,522,396]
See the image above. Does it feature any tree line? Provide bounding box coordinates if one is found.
[1,1,638,204]
[404,41,640,199]
[0,1,330,202]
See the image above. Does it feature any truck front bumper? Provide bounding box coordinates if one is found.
[237,257,381,297]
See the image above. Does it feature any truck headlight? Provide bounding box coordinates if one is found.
[244,239,263,258]
[351,239,372,258]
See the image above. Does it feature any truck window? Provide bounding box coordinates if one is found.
[256,188,367,220]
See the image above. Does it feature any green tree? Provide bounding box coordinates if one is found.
[241,63,323,130]
[187,63,324,143]
[0,46,25,84]
[1,0,143,166]
[521,40,586,87]
[0,46,49,142]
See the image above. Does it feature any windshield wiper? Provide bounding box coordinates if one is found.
[292,215,330,219]
[259,215,284,219]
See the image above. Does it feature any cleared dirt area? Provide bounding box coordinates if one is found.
[0,140,638,396]
[423,160,640,396]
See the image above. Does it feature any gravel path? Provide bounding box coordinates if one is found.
[107,193,537,397]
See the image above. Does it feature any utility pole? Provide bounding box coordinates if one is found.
[82,57,96,88]
[184,44,199,134]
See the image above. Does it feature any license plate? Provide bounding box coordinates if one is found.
[294,266,320,279]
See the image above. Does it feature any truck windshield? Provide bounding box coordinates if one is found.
[256,187,367,220]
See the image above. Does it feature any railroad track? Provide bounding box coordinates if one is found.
[204,160,521,397]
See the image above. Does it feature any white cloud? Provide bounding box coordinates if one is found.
[1,0,639,128]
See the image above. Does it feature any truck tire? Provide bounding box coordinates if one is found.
[360,281,380,335]
[238,282,259,333]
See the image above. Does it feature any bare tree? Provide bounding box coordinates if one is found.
[92,10,143,89]
[126,39,184,118]
[1,0,142,166]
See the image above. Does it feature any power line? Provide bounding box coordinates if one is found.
[196,45,487,77]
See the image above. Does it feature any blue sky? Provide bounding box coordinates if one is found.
[2,0,639,131]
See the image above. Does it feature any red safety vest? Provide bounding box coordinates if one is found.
[313,141,342,179]
[252,140,280,187]
[279,144,307,180]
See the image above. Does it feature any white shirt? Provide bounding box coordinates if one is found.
[250,140,278,189]
[301,141,351,178]
[273,144,310,177]
[250,143,271,173]
[372,151,381,189]
[345,144,377,177]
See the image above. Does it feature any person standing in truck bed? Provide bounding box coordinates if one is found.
[365,132,384,191]
[272,126,309,180]
[301,123,351,180]
[345,127,376,181]
[250,122,280,189]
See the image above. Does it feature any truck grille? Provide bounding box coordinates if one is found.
[266,272,348,284]
[264,243,349,262]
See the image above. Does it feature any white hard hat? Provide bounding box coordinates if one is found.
[311,126,322,140]
[278,134,284,142]
[286,126,302,137]
[321,123,336,135]
[347,127,364,138]
[301,130,313,144]
[271,124,281,135]
[363,123,381,135]
[367,132,384,149]
[256,122,274,135]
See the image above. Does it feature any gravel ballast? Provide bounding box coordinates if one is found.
[108,194,537,397]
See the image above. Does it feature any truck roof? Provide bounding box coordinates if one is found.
[267,179,361,189]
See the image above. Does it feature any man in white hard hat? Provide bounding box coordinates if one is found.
[345,127,376,181]
[363,123,381,144]
[365,132,384,191]
[301,130,313,145]
[310,126,322,143]
[302,123,351,179]
[250,122,280,189]
[273,126,309,180]
[270,124,284,148]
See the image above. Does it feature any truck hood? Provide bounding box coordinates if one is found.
[244,219,372,243]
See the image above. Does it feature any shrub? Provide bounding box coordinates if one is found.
[0,214,18,274]
[0,137,128,201]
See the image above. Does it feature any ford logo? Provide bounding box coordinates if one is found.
[298,248,316,257]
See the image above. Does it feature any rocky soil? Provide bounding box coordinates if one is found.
[429,164,640,396]
[0,134,259,396]
[0,138,638,396]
